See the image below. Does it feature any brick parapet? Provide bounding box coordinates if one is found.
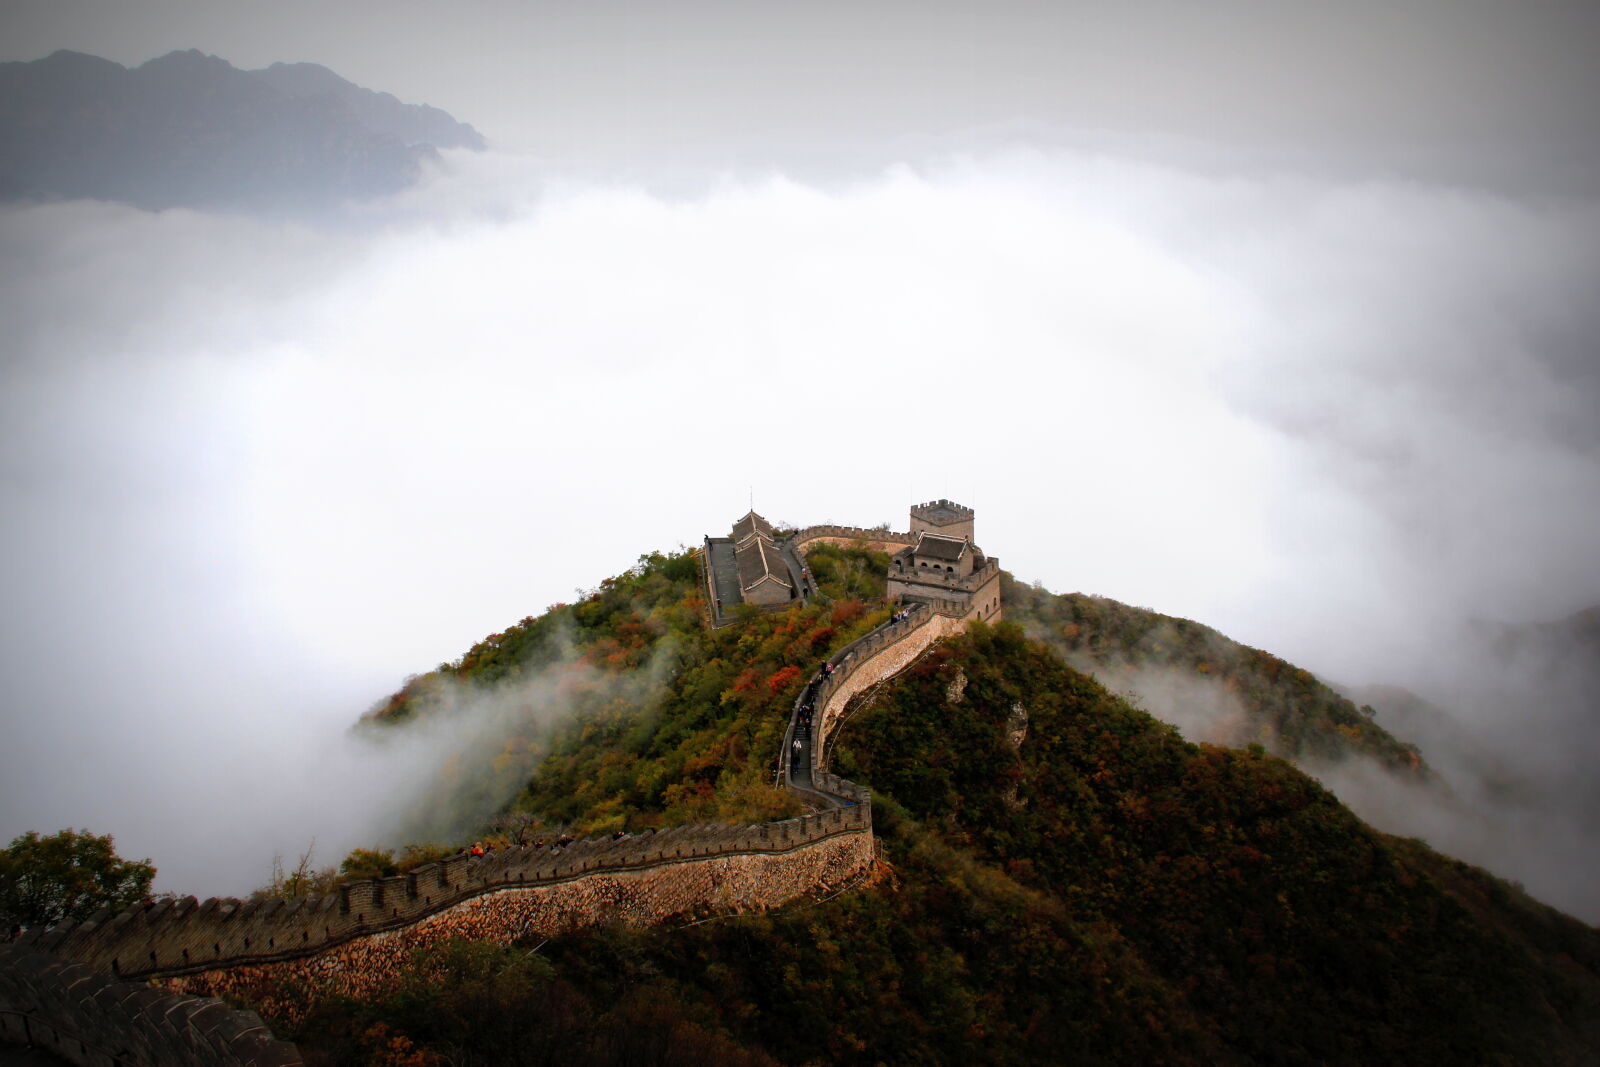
[159,831,876,1018]
[891,556,1002,595]
[0,942,302,1066]
[17,811,867,983]
[790,525,916,553]
[783,565,1000,802]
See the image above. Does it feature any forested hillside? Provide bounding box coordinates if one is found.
[1002,573,1424,768]
[230,542,1600,1065]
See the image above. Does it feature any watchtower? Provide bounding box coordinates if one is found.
[909,499,975,543]
[887,499,1002,622]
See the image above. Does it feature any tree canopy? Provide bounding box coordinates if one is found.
[0,828,156,928]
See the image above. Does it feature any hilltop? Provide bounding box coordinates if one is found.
[0,49,484,212]
[7,531,1597,1064]
[237,539,1600,1065]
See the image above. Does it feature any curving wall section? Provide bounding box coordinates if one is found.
[790,524,917,556]
[14,810,869,983]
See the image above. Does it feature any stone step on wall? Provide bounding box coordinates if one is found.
[0,944,302,1067]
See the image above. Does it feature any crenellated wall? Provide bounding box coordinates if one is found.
[782,554,1001,801]
[790,524,917,556]
[17,809,869,983]
[158,830,875,1018]
[887,556,1003,614]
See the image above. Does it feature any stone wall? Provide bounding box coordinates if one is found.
[0,943,302,1066]
[18,810,867,983]
[886,557,1002,615]
[158,831,874,1018]
[791,524,917,557]
[813,611,969,755]
[784,572,1001,796]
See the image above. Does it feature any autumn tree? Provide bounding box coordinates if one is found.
[0,828,156,928]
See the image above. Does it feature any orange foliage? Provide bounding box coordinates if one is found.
[767,665,802,694]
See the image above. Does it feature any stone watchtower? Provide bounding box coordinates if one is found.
[909,499,975,542]
[887,499,1002,622]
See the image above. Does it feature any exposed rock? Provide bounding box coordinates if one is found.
[1006,701,1029,752]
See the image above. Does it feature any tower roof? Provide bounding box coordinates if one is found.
[735,533,790,591]
[914,532,970,561]
[731,510,775,545]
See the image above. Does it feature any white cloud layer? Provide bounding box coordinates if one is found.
[2,147,1597,899]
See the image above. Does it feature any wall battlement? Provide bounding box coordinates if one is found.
[16,809,868,983]
[791,524,917,551]
[782,545,1000,802]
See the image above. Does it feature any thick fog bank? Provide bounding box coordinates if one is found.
[1,148,1596,899]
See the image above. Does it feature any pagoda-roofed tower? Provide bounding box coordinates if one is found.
[731,509,775,547]
[703,510,807,624]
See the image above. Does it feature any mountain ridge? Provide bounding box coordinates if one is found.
[0,48,484,212]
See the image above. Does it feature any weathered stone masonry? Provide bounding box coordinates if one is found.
[160,832,873,1019]
[15,810,869,984]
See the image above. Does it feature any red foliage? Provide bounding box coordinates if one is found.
[830,600,865,627]
[767,665,802,694]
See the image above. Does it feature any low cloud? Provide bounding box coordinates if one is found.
[2,146,1596,906]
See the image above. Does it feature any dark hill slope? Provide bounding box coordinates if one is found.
[830,622,1600,1064]
[0,49,483,212]
[270,557,1600,1065]
[1003,573,1423,769]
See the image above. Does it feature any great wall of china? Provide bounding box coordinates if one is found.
[1,513,1000,1065]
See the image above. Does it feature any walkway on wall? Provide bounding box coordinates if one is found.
[703,537,743,625]
[780,597,960,812]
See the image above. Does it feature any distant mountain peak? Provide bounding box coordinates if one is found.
[0,48,486,214]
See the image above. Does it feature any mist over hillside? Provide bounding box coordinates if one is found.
[1006,578,1600,923]
[0,48,484,212]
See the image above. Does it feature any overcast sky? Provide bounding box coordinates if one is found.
[2,2,1598,904]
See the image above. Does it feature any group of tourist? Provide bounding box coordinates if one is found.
[460,833,578,859]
